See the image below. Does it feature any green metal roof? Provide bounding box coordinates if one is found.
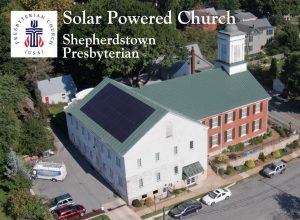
[182,161,204,180]
[65,78,167,156]
[136,68,270,120]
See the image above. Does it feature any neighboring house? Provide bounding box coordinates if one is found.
[160,44,214,79]
[273,79,286,94]
[234,12,257,22]
[216,9,228,23]
[37,75,77,104]
[65,80,208,204]
[236,18,274,55]
[183,8,218,31]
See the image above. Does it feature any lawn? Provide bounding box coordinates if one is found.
[89,215,111,220]
[0,189,12,220]
[48,103,68,133]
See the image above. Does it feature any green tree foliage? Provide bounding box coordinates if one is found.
[7,189,52,220]
[270,58,280,79]
[63,0,185,87]
[0,75,28,110]
[181,28,217,62]
[19,117,52,156]
[281,52,300,97]
[0,1,26,77]
[0,109,21,151]
[20,0,73,29]
[202,0,240,10]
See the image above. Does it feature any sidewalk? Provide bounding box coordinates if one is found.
[138,148,300,220]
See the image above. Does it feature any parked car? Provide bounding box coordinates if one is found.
[201,188,231,206]
[42,150,55,158]
[55,204,86,220]
[168,200,202,219]
[262,161,286,178]
[49,193,74,213]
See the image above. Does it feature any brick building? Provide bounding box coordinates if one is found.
[138,24,270,156]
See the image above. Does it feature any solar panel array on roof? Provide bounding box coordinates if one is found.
[81,83,155,143]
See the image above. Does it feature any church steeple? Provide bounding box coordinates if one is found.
[215,24,247,75]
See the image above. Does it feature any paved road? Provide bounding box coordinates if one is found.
[32,127,125,213]
[167,158,300,220]
[269,97,300,132]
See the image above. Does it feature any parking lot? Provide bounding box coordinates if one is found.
[32,128,125,213]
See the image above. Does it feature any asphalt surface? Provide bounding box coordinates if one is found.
[167,158,300,220]
[32,127,124,213]
[268,97,300,132]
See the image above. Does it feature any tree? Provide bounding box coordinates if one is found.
[270,58,280,78]
[0,109,21,151]
[7,189,53,220]
[63,0,186,87]
[20,0,73,29]
[281,52,300,97]
[0,75,28,110]
[19,117,52,156]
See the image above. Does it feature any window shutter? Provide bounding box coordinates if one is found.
[247,106,250,116]
[218,133,221,145]
[209,119,213,129]
[239,109,242,119]
[239,126,242,137]
[232,128,235,139]
[260,102,263,112]
[252,121,255,132]
[253,104,256,114]
[209,136,212,147]
[259,119,262,129]
[218,116,221,126]
[225,114,228,123]
[233,111,236,121]
[224,131,227,142]
[246,124,249,134]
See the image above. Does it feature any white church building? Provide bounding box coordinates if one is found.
[65,79,208,203]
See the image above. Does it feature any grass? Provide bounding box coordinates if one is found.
[0,189,12,220]
[89,215,111,220]
[48,103,68,133]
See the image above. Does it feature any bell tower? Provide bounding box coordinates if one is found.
[215,24,247,75]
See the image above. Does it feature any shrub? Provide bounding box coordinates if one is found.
[258,152,266,162]
[267,130,272,137]
[145,197,154,207]
[272,125,288,138]
[217,154,229,163]
[249,136,264,145]
[287,140,299,149]
[218,168,225,175]
[245,160,256,169]
[225,165,234,175]
[273,150,282,159]
[228,143,244,152]
[132,199,142,208]
[235,165,248,172]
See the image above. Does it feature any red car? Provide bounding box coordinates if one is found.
[55,204,86,220]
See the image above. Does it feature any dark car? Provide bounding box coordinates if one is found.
[55,204,86,220]
[168,200,202,219]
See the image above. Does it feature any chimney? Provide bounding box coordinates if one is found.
[191,47,196,74]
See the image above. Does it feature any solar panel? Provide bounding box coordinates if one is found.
[81,83,155,143]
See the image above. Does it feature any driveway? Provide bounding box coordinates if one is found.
[166,158,300,220]
[32,127,125,213]
[268,96,300,133]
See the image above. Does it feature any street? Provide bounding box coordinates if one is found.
[169,158,300,220]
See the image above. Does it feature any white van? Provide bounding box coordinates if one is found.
[33,162,67,182]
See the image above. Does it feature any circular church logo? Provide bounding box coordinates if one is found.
[11,11,57,58]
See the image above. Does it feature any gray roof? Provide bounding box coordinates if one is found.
[137,68,270,120]
[219,24,245,36]
[185,7,217,18]
[235,12,257,21]
[216,9,227,17]
[236,18,273,33]
[182,161,204,180]
[37,75,76,97]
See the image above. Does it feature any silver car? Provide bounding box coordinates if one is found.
[263,161,286,178]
